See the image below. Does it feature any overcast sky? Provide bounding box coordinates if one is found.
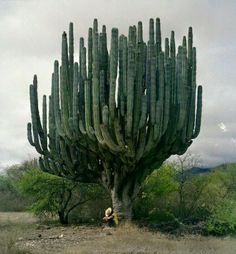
[0,0,236,170]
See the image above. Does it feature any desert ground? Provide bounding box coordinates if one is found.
[0,212,236,254]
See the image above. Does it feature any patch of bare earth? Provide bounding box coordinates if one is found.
[1,213,236,254]
[66,223,236,254]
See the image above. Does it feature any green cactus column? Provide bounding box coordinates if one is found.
[28,18,202,221]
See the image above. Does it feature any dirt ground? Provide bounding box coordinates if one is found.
[1,212,236,254]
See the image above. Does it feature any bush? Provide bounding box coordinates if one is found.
[203,164,236,235]
[18,167,109,224]
[133,160,236,235]
[206,201,236,235]
[0,159,38,212]
[133,163,177,222]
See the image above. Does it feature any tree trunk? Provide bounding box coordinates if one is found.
[111,188,133,221]
[58,210,69,225]
[105,169,141,221]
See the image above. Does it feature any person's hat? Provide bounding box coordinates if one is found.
[105,207,112,216]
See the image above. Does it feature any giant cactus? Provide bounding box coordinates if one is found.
[28,18,202,220]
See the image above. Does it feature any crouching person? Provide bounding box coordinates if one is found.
[103,207,119,227]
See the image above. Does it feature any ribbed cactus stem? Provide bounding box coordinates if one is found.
[88,28,93,81]
[118,35,124,116]
[92,28,103,143]
[29,81,44,155]
[42,95,47,150]
[53,61,64,137]
[122,36,128,98]
[163,58,171,133]
[182,36,187,48]
[188,27,193,64]
[93,18,98,33]
[84,79,95,140]
[60,32,71,133]
[170,31,176,58]
[137,21,143,43]
[133,30,144,136]
[69,22,74,95]
[165,38,169,63]
[128,26,136,47]
[150,56,157,124]
[156,18,162,55]
[109,28,119,121]
[72,62,79,134]
[192,85,202,138]
[126,41,135,137]
[27,123,34,146]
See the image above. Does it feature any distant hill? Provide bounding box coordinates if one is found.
[212,163,236,170]
[190,167,211,174]
[190,163,236,175]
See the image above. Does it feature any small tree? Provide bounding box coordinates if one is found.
[18,168,103,224]
[0,161,35,212]
[174,152,204,219]
[134,153,209,223]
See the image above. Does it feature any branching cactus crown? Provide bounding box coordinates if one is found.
[28,18,202,219]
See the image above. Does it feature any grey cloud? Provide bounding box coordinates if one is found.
[0,0,236,169]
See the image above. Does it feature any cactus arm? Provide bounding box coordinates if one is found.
[122,36,128,98]
[27,122,35,146]
[192,85,202,138]
[92,28,103,143]
[99,25,109,102]
[69,22,74,97]
[29,83,44,155]
[53,61,65,137]
[126,35,135,138]
[84,79,95,140]
[157,52,165,132]
[109,28,119,122]
[133,23,144,137]
[114,118,125,148]
[79,38,85,124]
[150,56,157,125]
[136,126,147,161]
[118,35,125,117]
[100,124,122,152]
[165,38,169,63]
[72,62,79,136]
[156,18,162,57]
[41,95,48,150]
[163,58,171,133]
[138,95,148,129]
[88,27,93,81]
[186,46,197,139]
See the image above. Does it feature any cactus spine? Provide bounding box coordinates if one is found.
[28,18,202,220]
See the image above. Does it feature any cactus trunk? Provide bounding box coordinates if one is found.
[111,187,133,221]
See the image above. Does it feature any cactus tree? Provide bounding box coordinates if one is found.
[28,18,202,220]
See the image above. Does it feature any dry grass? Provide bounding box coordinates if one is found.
[66,223,236,254]
[0,212,36,254]
[0,230,32,254]
[0,213,236,254]
[0,212,36,224]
